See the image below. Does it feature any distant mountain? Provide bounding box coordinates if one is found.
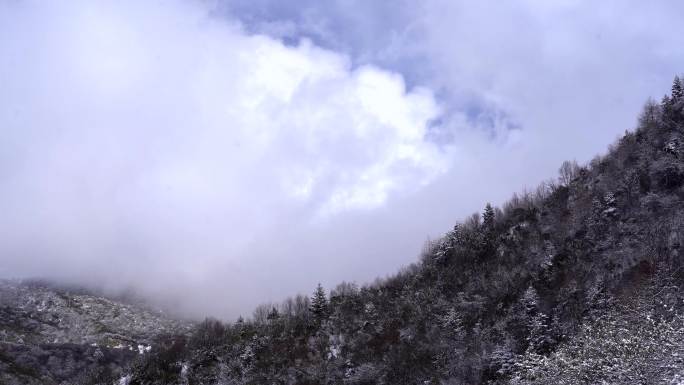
[0,279,192,384]
[3,76,684,385]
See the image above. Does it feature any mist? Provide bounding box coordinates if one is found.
[1,0,682,319]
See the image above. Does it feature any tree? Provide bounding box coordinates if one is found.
[638,98,660,129]
[267,306,280,321]
[480,203,497,254]
[310,283,329,323]
[520,286,555,355]
[521,286,539,316]
[558,160,580,186]
[489,342,517,378]
[672,75,683,101]
[482,203,495,231]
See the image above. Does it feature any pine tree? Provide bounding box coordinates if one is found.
[672,76,683,101]
[522,286,539,316]
[236,316,247,338]
[435,224,462,262]
[310,283,329,323]
[482,203,495,230]
[662,94,675,120]
[490,343,516,377]
[481,203,496,253]
[521,286,555,354]
[450,223,462,244]
[527,311,555,354]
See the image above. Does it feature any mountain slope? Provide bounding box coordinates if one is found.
[0,280,192,384]
[2,77,683,385]
[123,77,684,385]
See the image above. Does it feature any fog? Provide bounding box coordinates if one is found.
[0,0,682,319]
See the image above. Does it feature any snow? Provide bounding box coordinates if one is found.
[329,345,340,359]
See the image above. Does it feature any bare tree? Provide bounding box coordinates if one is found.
[558,160,580,186]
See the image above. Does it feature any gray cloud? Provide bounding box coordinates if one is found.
[0,0,682,319]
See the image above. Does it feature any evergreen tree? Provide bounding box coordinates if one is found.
[527,311,555,354]
[672,76,683,101]
[310,283,329,323]
[434,224,462,262]
[490,343,516,377]
[521,286,555,354]
[662,94,676,121]
[481,203,496,253]
[450,223,462,245]
[522,286,539,316]
[482,203,495,231]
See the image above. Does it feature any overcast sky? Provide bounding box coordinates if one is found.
[0,0,682,319]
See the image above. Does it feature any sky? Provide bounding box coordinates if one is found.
[0,0,682,319]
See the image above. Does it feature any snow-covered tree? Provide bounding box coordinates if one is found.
[482,203,495,230]
[512,294,684,385]
[672,75,683,101]
[519,286,556,355]
[489,342,517,378]
[521,286,539,316]
[310,283,329,323]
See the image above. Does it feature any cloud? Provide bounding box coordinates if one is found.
[225,0,684,201]
[0,0,453,317]
[231,0,683,136]
[417,0,684,152]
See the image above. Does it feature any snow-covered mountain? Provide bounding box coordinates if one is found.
[0,279,191,384]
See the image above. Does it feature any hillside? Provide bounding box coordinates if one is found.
[2,77,684,385]
[0,280,192,384]
[117,78,684,384]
